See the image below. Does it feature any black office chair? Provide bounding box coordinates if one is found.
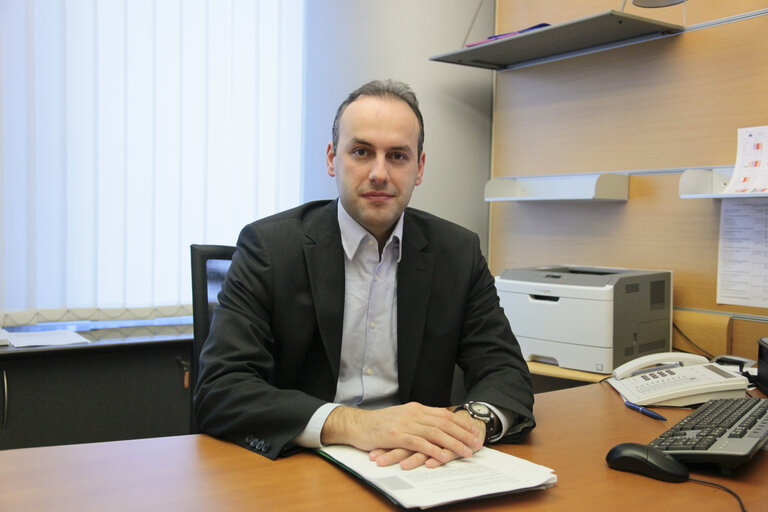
[190,243,236,432]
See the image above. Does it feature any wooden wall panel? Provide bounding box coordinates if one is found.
[488,174,755,313]
[732,319,768,360]
[490,1,768,357]
[492,17,768,175]
[671,310,731,356]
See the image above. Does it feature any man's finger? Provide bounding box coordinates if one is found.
[424,450,461,469]
[370,447,413,466]
[413,421,480,458]
[399,451,429,470]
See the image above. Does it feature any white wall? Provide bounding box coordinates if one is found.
[301,0,495,251]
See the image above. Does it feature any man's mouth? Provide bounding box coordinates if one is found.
[362,191,393,200]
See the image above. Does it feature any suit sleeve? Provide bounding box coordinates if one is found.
[192,224,327,459]
[457,234,535,443]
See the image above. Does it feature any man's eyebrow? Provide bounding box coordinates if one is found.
[348,137,414,154]
[389,144,414,154]
[349,137,374,147]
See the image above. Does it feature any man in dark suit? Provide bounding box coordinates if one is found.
[194,79,534,470]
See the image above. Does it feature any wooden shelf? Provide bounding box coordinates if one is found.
[430,10,683,71]
[484,173,628,202]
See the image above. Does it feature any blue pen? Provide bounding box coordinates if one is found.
[624,400,667,421]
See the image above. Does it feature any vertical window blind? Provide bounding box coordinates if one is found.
[0,0,304,327]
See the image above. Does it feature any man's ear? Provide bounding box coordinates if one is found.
[326,142,336,177]
[415,151,425,186]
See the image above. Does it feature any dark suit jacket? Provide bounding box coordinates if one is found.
[194,200,534,459]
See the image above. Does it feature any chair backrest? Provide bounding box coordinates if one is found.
[190,243,236,431]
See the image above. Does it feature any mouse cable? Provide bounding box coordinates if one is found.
[688,477,747,512]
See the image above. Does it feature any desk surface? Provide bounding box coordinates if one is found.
[1,383,765,512]
[527,360,605,382]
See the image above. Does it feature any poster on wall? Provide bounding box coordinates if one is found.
[723,125,768,194]
[716,197,768,308]
[716,126,768,309]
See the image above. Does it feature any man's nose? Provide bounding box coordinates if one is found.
[368,155,389,184]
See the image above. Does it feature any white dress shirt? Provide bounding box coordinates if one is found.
[293,203,511,448]
[333,204,402,408]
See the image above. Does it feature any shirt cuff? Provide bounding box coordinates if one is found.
[292,403,341,449]
[478,402,515,443]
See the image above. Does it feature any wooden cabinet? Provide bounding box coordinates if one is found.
[0,336,192,450]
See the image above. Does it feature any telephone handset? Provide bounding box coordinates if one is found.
[612,352,709,380]
[607,352,749,407]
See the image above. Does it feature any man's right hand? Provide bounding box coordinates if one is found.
[320,402,484,470]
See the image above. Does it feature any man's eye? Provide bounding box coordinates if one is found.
[352,148,368,157]
[391,153,407,161]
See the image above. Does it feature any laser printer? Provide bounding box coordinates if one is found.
[496,265,672,374]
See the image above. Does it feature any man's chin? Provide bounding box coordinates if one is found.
[360,211,401,235]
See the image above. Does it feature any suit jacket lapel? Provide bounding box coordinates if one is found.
[397,213,434,402]
[303,201,345,382]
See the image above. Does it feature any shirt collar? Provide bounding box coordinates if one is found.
[337,201,403,262]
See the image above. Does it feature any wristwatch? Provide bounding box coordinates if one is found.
[457,401,500,443]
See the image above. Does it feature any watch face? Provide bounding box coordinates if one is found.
[469,402,490,416]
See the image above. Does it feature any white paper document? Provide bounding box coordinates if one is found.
[317,445,556,509]
[723,126,768,194]
[717,198,768,308]
[6,329,90,348]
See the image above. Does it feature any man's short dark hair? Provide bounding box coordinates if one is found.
[331,79,425,157]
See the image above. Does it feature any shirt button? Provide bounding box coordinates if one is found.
[365,368,373,375]
[369,321,375,329]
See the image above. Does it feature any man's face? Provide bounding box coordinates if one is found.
[327,95,425,244]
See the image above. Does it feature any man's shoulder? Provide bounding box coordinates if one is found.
[241,200,335,232]
[237,200,337,246]
[404,207,477,240]
[255,200,335,225]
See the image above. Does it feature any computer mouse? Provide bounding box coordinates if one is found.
[606,442,689,482]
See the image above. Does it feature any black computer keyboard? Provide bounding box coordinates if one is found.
[648,397,768,470]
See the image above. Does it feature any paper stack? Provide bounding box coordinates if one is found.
[4,329,90,348]
[318,445,556,509]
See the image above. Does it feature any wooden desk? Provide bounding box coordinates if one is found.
[526,360,605,393]
[527,360,605,382]
[1,384,765,512]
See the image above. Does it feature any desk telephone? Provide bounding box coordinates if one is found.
[607,352,749,407]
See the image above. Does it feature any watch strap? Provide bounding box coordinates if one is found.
[457,402,500,443]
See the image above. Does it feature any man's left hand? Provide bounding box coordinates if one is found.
[368,408,486,470]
